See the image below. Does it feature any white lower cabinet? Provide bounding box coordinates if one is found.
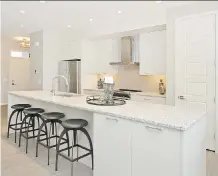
[131,122,181,176]
[94,113,132,176]
[93,113,205,176]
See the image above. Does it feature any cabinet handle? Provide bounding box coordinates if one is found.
[106,117,118,122]
[144,125,162,131]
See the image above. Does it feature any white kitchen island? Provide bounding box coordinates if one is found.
[8,90,207,176]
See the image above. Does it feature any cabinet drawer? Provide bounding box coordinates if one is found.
[131,95,166,104]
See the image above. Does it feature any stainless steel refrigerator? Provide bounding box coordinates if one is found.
[58,59,81,94]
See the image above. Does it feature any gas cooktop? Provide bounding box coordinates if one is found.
[118,89,142,92]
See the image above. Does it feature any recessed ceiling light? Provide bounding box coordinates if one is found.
[155,1,162,3]
[20,10,25,14]
[40,1,46,3]
[89,18,93,22]
[20,24,24,28]
[67,25,72,28]
[117,10,122,14]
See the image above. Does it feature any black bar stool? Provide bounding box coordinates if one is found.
[7,104,31,143]
[19,108,46,153]
[36,112,70,165]
[55,119,94,171]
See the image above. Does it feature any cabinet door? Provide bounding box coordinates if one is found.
[132,122,181,176]
[139,30,166,75]
[94,113,131,176]
[92,39,119,74]
[61,41,81,59]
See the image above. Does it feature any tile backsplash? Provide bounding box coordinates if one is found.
[97,65,166,93]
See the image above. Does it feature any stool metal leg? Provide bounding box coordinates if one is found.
[55,128,67,171]
[48,121,53,165]
[7,109,18,138]
[71,135,74,176]
[26,115,33,154]
[19,114,31,147]
[36,119,48,157]
[32,116,35,138]
[73,130,79,161]
[14,110,21,143]
[20,111,23,121]
[80,128,94,170]
[66,131,70,156]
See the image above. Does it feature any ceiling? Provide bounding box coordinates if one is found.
[2,1,195,39]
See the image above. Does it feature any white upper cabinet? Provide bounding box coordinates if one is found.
[62,41,81,59]
[91,38,119,74]
[139,30,166,75]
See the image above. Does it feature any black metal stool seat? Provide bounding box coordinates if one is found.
[55,119,94,171]
[36,112,70,165]
[11,104,31,110]
[61,119,88,129]
[19,108,46,153]
[23,108,45,115]
[42,112,65,120]
[7,104,31,143]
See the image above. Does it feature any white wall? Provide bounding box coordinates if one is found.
[166,1,218,105]
[0,1,2,106]
[29,30,43,90]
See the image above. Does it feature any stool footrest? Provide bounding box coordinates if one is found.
[58,144,91,153]
[58,152,91,163]
[39,141,68,149]
[75,144,91,152]
[21,131,47,139]
[38,135,68,143]
[9,122,33,130]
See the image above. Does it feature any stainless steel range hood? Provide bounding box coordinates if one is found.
[109,36,139,66]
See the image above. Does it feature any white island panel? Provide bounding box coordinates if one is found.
[8,91,207,176]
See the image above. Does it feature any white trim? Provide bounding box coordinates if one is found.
[216,11,218,154]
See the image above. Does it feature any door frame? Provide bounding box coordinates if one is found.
[175,11,218,153]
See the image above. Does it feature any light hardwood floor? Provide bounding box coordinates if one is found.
[1,105,218,176]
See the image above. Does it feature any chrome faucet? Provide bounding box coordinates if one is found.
[51,75,69,96]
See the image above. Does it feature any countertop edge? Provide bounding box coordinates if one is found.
[8,91,203,131]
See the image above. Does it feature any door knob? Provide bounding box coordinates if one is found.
[12,80,16,85]
[178,95,185,100]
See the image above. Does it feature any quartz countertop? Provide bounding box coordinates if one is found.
[83,89,166,98]
[9,90,206,131]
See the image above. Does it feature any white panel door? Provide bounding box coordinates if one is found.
[175,13,216,150]
[9,58,31,91]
